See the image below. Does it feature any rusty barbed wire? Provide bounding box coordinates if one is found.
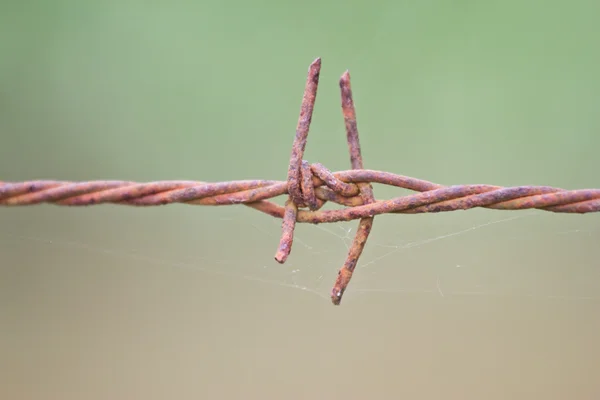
[2,58,599,305]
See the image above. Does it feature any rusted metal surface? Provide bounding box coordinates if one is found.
[286,58,321,208]
[331,71,376,305]
[276,58,321,263]
[2,59,599,306]
[3,178,597,214]
[274,199,298,264]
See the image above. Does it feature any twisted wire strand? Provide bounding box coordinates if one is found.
[2,173,598,214]
[2,58,598,305]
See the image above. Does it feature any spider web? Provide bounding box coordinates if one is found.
[1,206,599,304]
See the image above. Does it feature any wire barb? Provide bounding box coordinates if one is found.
[2,59,599,305]
[331,70,376,305]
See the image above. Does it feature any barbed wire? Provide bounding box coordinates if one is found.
[2,58,599,305]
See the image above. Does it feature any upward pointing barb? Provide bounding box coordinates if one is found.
[331,69,376,305]
[276,58,322,265]
[286,57,321,208]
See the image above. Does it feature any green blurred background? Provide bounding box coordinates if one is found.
[1,1,599,399]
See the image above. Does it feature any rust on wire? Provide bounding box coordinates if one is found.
[331,71,376,305]
[287,57,321,208]
[2,59,599,305]
[277,57,322,264]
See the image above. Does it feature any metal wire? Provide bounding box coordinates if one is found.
[2,58,599,305]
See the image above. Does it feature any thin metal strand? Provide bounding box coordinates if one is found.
[2,179,598,216]
[286,58,321,207]
[331,70,376,306]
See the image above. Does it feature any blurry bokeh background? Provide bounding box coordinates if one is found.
[1,1,599,399]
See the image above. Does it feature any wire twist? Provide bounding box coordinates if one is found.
[2,58,599,305]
